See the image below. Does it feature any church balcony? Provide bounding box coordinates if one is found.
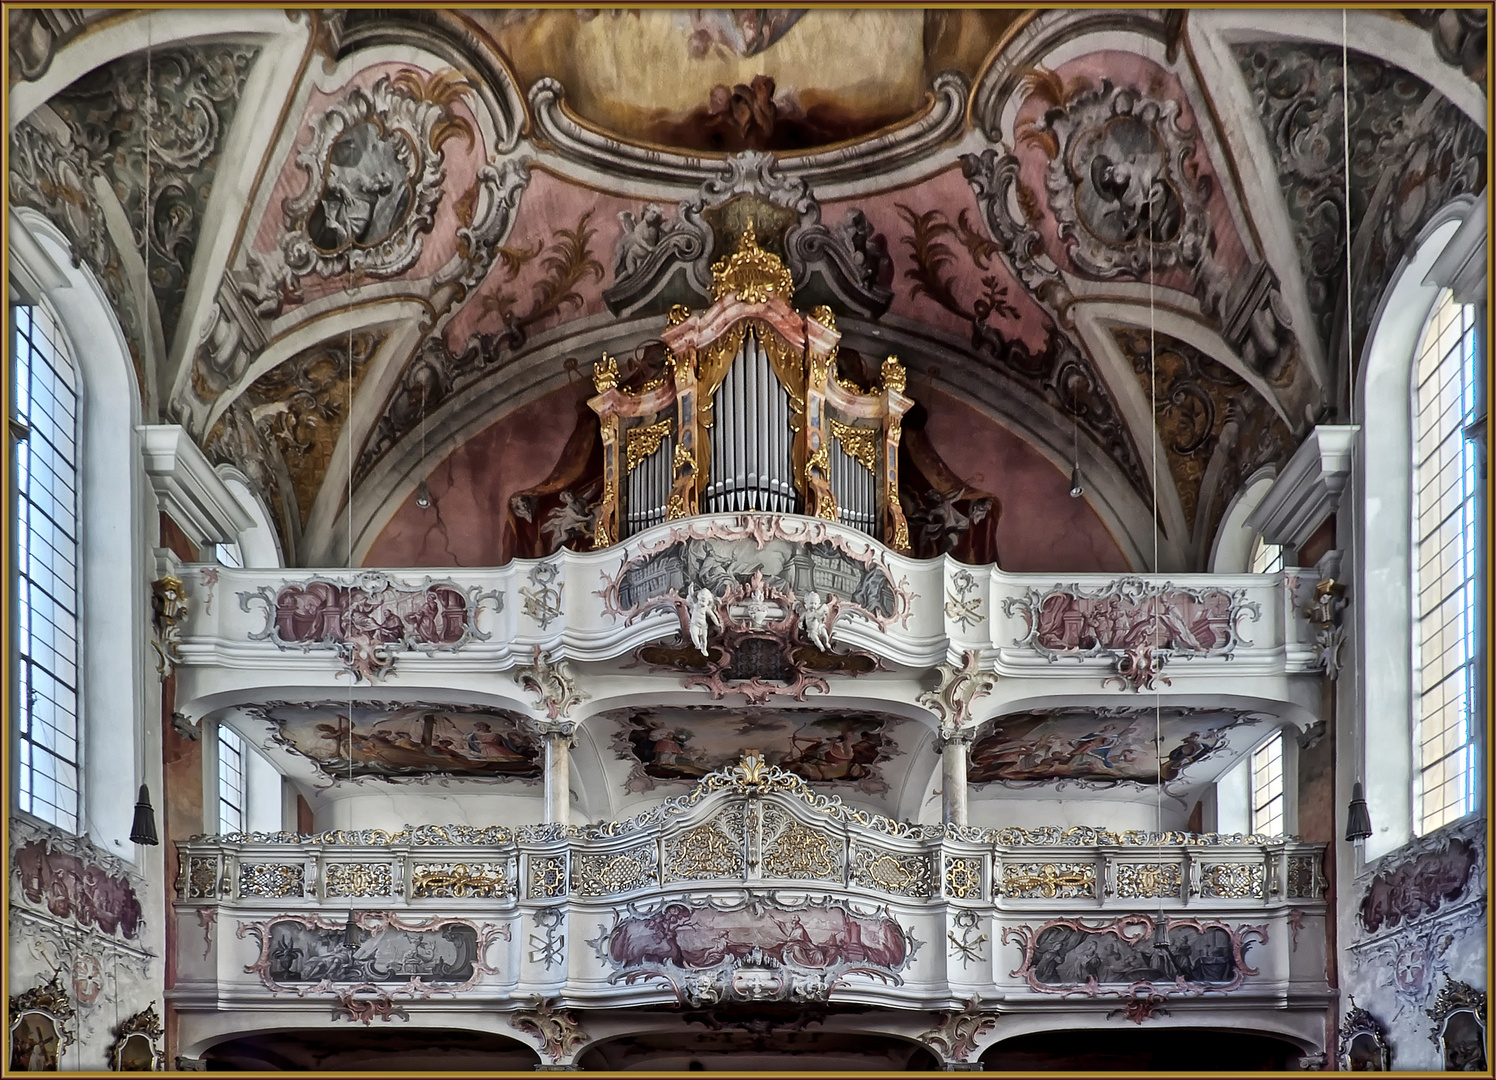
[164,513,1328,731]
[168,759,1331,1024]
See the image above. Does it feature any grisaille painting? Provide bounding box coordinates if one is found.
[251,702,542,781]
[307,120,416,251]
[1028,922,1238,986]
[605,705,906,792]
[264,920,480,984]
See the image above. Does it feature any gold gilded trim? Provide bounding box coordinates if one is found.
[830,419,878,470]
[625,420,671,472]
[710,222,795,304]
[593,354,619,393]
[881,355,906,393]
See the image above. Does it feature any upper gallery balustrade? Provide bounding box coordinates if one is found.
[163,513,1333,710]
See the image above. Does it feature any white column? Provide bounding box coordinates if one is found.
[536,721,575,826]
[939,729,972,828]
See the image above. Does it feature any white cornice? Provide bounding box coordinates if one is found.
[138,424,254,546]
[1244,425,1360,549]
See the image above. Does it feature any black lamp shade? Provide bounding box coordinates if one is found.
[1345,781,1373,841]
[130,784,159,846]
[343,910,360,947]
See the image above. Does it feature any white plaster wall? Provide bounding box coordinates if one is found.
[966,796,1187,833]
[307,789,548,832]
[1214,756,1251,836]
[245,748,283,834]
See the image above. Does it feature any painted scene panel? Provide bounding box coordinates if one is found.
[254,702,542,780]
[968,708,1256,788]
[607,903,907,971]
[264,919,480,984]
[606,705,905,793]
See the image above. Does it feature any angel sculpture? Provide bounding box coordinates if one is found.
[687,588,721,656]
[800,590,839,652]
[615,205,665,276]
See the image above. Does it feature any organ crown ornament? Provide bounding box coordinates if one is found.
[710,222,795,304]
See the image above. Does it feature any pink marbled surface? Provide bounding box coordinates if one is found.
[363,379,593,567]
[917,383,1130,573]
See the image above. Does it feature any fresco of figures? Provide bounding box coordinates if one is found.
[248,573,483,681]
[269,579,469,646]
[1358,835,1479,934]
[603,901,908,971]
[967,708,1256,789]
[606,706,905,793]
[13,840,144,940]
[250,702,542,781]
[1020,920,1244,988]
[257,918,480,985]
[1014,579,1245,656]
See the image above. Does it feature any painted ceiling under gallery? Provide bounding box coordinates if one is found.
[10,8,1485,575]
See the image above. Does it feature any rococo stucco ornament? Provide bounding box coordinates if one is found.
[602,149,892,320]
[281,70,474,281]
[1030,79,1208,280]
[1338,1000,1391,1071]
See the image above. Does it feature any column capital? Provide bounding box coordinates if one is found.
[529,718,577,746]
[934,724,977,751]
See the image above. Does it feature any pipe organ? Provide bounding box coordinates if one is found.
[589,226,913,551]
[704,329,796,514]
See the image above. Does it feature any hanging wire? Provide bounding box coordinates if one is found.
[1069,392,1084,498]
[1340,7,1369,849]
[415,384,432,508]
[342,264,359,942]
[1148,177,1168,946]
[1342,9,1356,418]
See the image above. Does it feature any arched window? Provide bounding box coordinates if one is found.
[1411,291,1481,834]
[13,300,80,832]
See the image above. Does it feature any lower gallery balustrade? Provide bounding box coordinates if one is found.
[169,756,1332,1068]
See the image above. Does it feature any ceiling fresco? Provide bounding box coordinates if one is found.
[598,705,915,796]
[1233,41,1486,369]
[967,706,1265,796]
[470,9,1020,154]
[1113,328,1295,557]
[8,9,1486,571]
[242,701,543,784]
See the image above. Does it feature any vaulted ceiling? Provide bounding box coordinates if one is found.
[9,8,1486,571]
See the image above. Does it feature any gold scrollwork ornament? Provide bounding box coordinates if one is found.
[626,420,672,472]
[709,222,795,304]
[829,418,878,470]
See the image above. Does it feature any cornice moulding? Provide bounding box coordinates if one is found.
[138,424,254,545]
[1244,425,1360,549]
